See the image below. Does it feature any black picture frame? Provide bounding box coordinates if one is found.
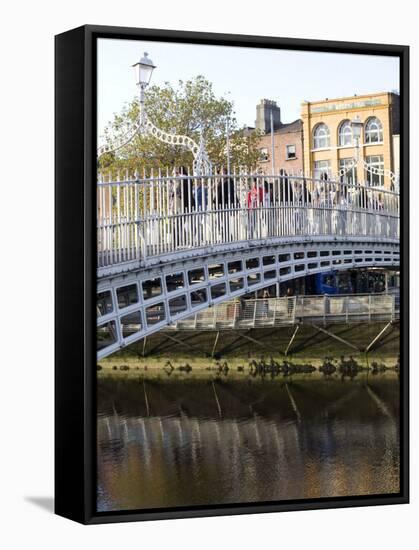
[55,24,409,525]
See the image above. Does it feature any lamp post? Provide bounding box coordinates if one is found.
[98,51,211,175]
[226,116,231,175]
[270,109,275,175]
[351,115,363,161]
[350,115,363,185]
[132,52,156,123]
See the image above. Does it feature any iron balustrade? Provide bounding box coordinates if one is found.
[163,293,398,332]
[97,171,400,269]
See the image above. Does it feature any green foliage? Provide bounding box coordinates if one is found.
[98,76,261,176]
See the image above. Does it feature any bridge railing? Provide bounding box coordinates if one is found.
[97,170,400,269]
[164,293,397,331]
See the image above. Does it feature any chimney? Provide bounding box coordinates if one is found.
[255,99,281,133]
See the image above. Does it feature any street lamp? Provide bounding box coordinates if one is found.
[133,52,156,88]
[226,116,231,175]
[351,115,363,161]
[98,51,211,175]
[132,52,156,115]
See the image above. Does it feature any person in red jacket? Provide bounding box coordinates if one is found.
[247,179,264,208]
[247,178,264,238]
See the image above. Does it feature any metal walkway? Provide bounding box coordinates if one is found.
[165,294,399,331]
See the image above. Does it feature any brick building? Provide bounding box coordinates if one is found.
[252,99,304,175]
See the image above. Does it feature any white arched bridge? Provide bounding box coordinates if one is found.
[96,171,400,359]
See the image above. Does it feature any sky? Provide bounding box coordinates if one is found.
[97,38,399,141]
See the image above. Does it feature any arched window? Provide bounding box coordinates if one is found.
[365,117,383,144]
[313,123,330,149]
[338,120,352,147]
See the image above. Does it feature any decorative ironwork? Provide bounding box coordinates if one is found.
[98,108,212,175]
[97,51,212,175]
[337,156,399,189]
[97,118,142,157]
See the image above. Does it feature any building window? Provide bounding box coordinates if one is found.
[339,158,357,185]
[365,117,383,143]
[313,123,330,149]
[259,147,269,162]
[338,120,353,147]
[365,155,384,187]
[286,144,296,159]
[313,160,332,181]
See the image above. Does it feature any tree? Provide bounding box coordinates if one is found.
[98,76,261,176]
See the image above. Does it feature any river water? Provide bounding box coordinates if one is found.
[97,372,400,512]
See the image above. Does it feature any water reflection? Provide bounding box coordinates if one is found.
[97,373,400,512]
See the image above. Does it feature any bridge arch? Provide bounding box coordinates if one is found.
[97,238,399,359]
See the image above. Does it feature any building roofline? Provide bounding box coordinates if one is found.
[301,91,398,107]
[245,119,303,136]
[275,119,302,133]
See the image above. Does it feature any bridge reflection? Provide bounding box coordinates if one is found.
[97,374,400,511]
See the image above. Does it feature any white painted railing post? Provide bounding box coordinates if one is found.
[212,304,218,330]
[233,301,239,329]
[272,298,277,325]
[292,296,296,324]
[253,300,257,328]
[345,295,349,323]
[323,295,327,325]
